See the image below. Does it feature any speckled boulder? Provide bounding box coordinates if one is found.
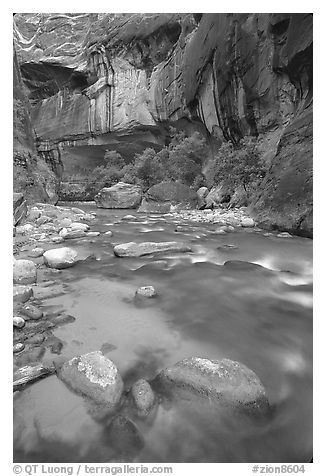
[135,286,157,298]
[58,351,123,407]
[13,259,37,285]
[153,357,269,413]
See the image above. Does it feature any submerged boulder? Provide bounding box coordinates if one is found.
[106,415,144,454]
[131,379,156,415]
[95,182,142,209]
[153,357,269,413]
[114,241,192,257]
[43,247,78,269]
[58,351,123,407]
[13,259,37,285]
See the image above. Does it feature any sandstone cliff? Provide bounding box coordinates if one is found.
[13,46,59,204]
[13,13,312,235]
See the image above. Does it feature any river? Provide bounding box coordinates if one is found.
[14,203,313,463]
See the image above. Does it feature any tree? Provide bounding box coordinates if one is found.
[132,148,165,189]
[165,131,208,185]
[207,137,266,193]
[103,150,126,170]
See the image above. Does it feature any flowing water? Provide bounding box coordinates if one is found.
[14,204,313,463]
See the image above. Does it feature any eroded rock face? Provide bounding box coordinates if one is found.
[13,193,27,225]
[114,241,192,258]
[14,14,312,235]
[95,182,142,209]
[153,357,269,413]
[58,351,123,407]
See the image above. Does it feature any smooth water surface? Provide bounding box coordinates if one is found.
[14,204,313,463]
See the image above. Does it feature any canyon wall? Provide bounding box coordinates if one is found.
[13,13,312,235]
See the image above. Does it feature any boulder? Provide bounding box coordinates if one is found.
[13,316,25,328]
[36,216,51,226]
[13,285,33,303]
[13,343,25,353]
[153,357,269,413]
[21,304,43,320]
[114,241,192,257]
[139,181,197,213]
[71,207,85,214]
[60,218,73,228]
[197,186,209,209]
[86,231,100,237]
[16,223,34,234]
[28,247,44,258]
[131,379,156,415]
[205,184,232,208]
[277,232,292,238]
[59,228,86,240]
[43,247,78,269]
[121,214,138,221]
[13,259,37,285]
[241,217,255,228]
[135,286,157,298]
[95,182,142,209]
[69,222,90,232]
[58,351,123,407]
[27,209,41,221]
[51,236,64,243]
